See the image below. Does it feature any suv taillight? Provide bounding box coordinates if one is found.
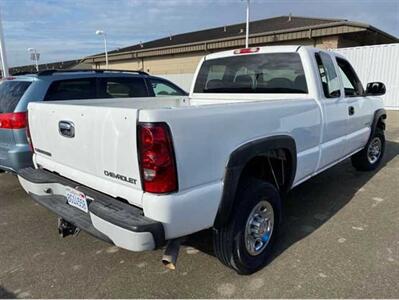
[138,123,178,194]
[0,112,27,129]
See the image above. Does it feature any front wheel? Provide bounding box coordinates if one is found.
[351,129,385,171]
[213,179,281,274]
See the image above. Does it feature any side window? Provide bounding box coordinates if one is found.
[336,58,364,97]
[150,79,184,96]
[45,79,96,101]
[315,52,341,98]
[99,77,148,98]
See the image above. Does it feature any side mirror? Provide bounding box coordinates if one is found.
[366,82,386,96]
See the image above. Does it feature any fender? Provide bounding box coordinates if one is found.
[214,135,297,228]
[369,108,386,142]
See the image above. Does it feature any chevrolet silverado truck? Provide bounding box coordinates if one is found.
[17,46,387,274]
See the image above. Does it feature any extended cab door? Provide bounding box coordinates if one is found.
[335,57,371,154]
[314,51,348,170]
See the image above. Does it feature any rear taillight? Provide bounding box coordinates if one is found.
[234,47,260,54]
[26,112,34,152]
[138,122,177,194]
[0,112,27,129]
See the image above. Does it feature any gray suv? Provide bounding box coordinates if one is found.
[0,69,187,172]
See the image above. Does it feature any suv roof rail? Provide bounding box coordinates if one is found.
[37,69,149,76]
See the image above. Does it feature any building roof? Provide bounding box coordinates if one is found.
[86,15,398,61]
[108,16,345,54]
[9,59,84,75]
[9,15,397,72]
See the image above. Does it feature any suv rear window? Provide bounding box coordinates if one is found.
[193,53,308,94]
[0,80,32,113]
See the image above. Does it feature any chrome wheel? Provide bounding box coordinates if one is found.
[244,200,274,256]
[367,137,382,164]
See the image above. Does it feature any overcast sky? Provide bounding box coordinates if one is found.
[2,0,398,67]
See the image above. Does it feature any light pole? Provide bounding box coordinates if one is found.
[0,6,9,77]
[27,48,39,72]
[96,30,108,69]
[245,0,250,48]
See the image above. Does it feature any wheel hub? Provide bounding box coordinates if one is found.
[367,137,382,164]
[244,200,274,256]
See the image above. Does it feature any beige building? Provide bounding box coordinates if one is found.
[83,16,398,76]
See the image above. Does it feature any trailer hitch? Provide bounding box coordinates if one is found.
[57,217,80,238]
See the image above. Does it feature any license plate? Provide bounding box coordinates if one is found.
[66,187,88,213]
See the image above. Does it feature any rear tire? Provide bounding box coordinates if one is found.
[351,129,385,171]
[213,178,281,275]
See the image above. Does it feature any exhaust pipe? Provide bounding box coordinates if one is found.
[162,238,183,270]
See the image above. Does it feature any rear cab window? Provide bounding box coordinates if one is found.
[193,53,308,94]
[0,80,32,113]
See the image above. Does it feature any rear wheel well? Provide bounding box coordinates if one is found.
[214,136,297,229]
[377,114,386,131]
[239,149,293,193]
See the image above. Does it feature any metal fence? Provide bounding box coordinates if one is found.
[334,43,399,110]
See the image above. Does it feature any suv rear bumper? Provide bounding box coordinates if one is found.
[0,145,33,172]
[17,167,165,251]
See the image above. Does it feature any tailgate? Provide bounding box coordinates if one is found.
[28,101,143,206]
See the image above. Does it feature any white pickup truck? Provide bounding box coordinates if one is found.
[18,46,387,274]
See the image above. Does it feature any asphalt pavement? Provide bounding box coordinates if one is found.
[0,111,398,298]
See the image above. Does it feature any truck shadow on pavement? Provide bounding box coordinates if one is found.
[0,286,17,299]
[186,140,399,263]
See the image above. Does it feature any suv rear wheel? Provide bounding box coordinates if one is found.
[213,178,281,274]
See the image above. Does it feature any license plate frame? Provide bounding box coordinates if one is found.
[65,187,89,213]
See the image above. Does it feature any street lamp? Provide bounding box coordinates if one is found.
[0,6,10,77]
[27,48,39,72]
[96,30,108,69]
[242,0,250,48]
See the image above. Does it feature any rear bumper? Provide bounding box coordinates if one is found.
[17,167,165,251]
[0,144,33,172]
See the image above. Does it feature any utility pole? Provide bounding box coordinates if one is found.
[0,6,9,77]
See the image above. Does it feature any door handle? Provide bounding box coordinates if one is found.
[348,106,355,116]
